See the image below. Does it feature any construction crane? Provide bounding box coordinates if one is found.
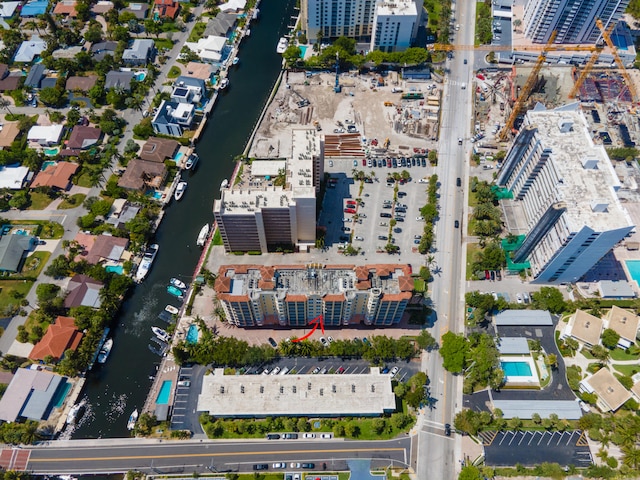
[429,42,596,53]
[568,21,615,99]
[596,18,638,103]
[498,31,557,142]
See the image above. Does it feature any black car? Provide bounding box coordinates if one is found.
[268,337,278,348]
[454,220,460,228]
[380,212,392,218]
[456,177,461,187]
[444,424,451,436]
[267,433,281,440]
[254,464,269,470]
[421,158,427,167]
[373,159,377,167]
[302,463,315,469]
[283,433,298,439]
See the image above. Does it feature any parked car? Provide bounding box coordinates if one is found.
[320,433,332,439]
[290,463,301,469]
[444,423,452,436]
[303,433,316,439]
[390,366,399,377]
[283,433,298,439]
[267,434,281,440]
[302,463,315,469]
[254,464,268,471]
[320,337,329,347]
[312,366,321,374]
[270,367,281,375]
[273,463,286,469]
[268,337,277,348]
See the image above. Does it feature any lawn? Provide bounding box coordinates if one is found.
[154,38,174,51]
[188,22,207,42]
[28,192,54,210]
[0,279,34,311]
[74,171,94,188]
[212,228,223,246]
[58,193,86,209]
[466,243,480,280]
[413,278,426,293]
[610,347,640,361]
[580,348,595,360]
[5,220,64,239]
[613,364,639,377]
[20,251,51,278]
[167,65,181,78]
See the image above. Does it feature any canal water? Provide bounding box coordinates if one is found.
[73,0,297,438]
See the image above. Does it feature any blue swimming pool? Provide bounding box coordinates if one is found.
[105,265,124,275]
[186,324,199,344]
[626,260,640,286]
[41,160,56,170]
[43,148,59,156]
[52,381,72,408]
[174,152,184,162]
[501,361,532,377]
[135,72,146,81]
[156,380,172,405]
[299,45,308,58]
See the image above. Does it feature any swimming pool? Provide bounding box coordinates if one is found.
[41,160,56,170]
[625,260,640,287]
[105,265,124,275]
[299,45,308,58]
[186,324,199,344]
[145,189,163,200]
[135,72,146,82]
[501,361,532,377]
[43,147,60,156]
[52,381,72,408]
[174,152,184,162]
[156,380,172,405]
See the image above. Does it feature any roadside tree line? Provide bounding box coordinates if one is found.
[417,175,439,255]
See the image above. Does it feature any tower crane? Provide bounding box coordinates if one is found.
[596,18,637,103]
[498,31,557,142]
[568,21,615,99]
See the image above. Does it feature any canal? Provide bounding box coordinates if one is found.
[73,0,297,438]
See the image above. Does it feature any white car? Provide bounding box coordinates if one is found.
[416,216,424,221]
[303,433,316,439]
[270,367,281,375]
[273,463,286,469]
[390,366,399,377]
[418,178,428,183]
[516,293,523,304]
[320,433,332,439]
[327,336,334,343]
[320,337,329,347]
[342,218,352,222]
[290,463,302,469]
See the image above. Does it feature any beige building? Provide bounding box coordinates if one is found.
[214,129,323,253]
[604,306,639,349]
[561,310,603,347]
[580,367,631,412]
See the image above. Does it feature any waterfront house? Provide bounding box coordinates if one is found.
[90,41,118,62]
[13,35,47,63]
[122,39,156,66]
[24,64,45,89]
[139,137,180,163]
[152,100,195,137]
[52,0,78,17]
[154,0,180,19]
[171,76,206,104]
[0,165,30,189]
[123,2,149,19]
[184,35,226,63]
[30,161,79,190]
[106,201,140,229]
[20,0,49,17]
[27,124,64,148]
[0,234,36,272]
[105,70,135,91]
[118,159,167,191]
[29,316,83,362]
[64,274,103,309]
[66,75,99,92]
[0,368,68,423]
[204,12,237,38]
[84,234,129,265]
[218,0,246,13]
[185,62,216,81]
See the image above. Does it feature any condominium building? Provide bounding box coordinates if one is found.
[523,0,629,44]
[497,106,634,284]
[302,0,420,51]
[213,129,323,253]
[214,263,413,327]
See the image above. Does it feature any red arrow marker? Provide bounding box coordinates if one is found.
[292,315,324,342]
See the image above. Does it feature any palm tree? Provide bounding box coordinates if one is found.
[24,20,39,33]
[622,446,640,470]
[0,97,13,116]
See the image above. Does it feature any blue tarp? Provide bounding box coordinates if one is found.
[20,0,49,17]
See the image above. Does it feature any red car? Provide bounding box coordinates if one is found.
[344,208,356,214]
[346,200,357,205]
[362,158,367,166]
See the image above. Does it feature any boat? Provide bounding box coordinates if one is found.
[134,243,159,282]
[276,37,288,54]
[152,326,171,343]
[165,305,179,315]
[97,338,113,364]
[127,409,138,430]
[174,181,187,201]
[219,78,229,90]
[66,400,86,425]
[232,56,239,65]
[167,285,184,298]
[170,277,187,290]
[220,179,229,189]
[197,224,210,247]
[252,8,259,20]
[246,29,251,37]
[184,153,199,170]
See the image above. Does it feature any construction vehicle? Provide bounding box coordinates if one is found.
[498,31,558,142]
[596,18,637,103]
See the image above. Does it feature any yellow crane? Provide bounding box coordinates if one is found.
[595,18,638,103]
[568,21,615,99]
[498,31,557,142]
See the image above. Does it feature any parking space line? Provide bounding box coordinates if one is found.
[517,433,525,446]
[508,432,516,446]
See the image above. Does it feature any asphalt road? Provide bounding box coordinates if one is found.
[416,1,476,479]
[25,437,411,475]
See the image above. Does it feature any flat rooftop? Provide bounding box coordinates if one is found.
[492,400,582,420]
[375,0,416,16]
[523,109,632,234]
[495,310,554,326]
[197,368,395,417]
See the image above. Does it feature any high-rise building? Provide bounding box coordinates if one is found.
[301,0,421,51]
[523,0,629,44]
[213,129,323,253]
[214,263,413,327]
[497,107,634,284]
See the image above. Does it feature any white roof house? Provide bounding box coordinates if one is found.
[184,35,226,63]
[0,1,20,17]
[27,125,64,146]
[0,166,30,190]
[13,35,47,63]
[218,0,246,12]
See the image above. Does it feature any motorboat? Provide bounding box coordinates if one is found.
[165,305,179,315]
[219,78,229,90]
[170,277,187,290]
[66,400,86,425]
[276,37,288,54]
[197,224,209,247]
[127,409,138,430]
[152,326,171,343]
[134,244,159,283]
[246,29,251,37]
[174,181,187,201]
[97,338,113,364]
[220,179,229,189]
[184,153,199,170]
[232,56,239,65]
[167,285,184,298]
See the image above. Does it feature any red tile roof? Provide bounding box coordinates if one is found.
[30,161,78,190]
[29,316,83,361]
[154,0,179,19]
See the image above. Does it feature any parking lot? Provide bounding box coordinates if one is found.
[170,364,205,433]
[480,430,592,467]
[321,159,435,260]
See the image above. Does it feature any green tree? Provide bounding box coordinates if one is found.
[601,328,620,349]
[545,353,558,369]
[458,465,482,480]
[38,87,66,107]
[439,332,468,373]
[530,287,567,314]
[591,344,610,363]
[416,329,437,350]
[36,283,61,303]
[8,190,30,210]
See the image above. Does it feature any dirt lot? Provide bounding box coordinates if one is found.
[250,71,442,159]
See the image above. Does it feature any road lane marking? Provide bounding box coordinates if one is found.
[28,447,407,463]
